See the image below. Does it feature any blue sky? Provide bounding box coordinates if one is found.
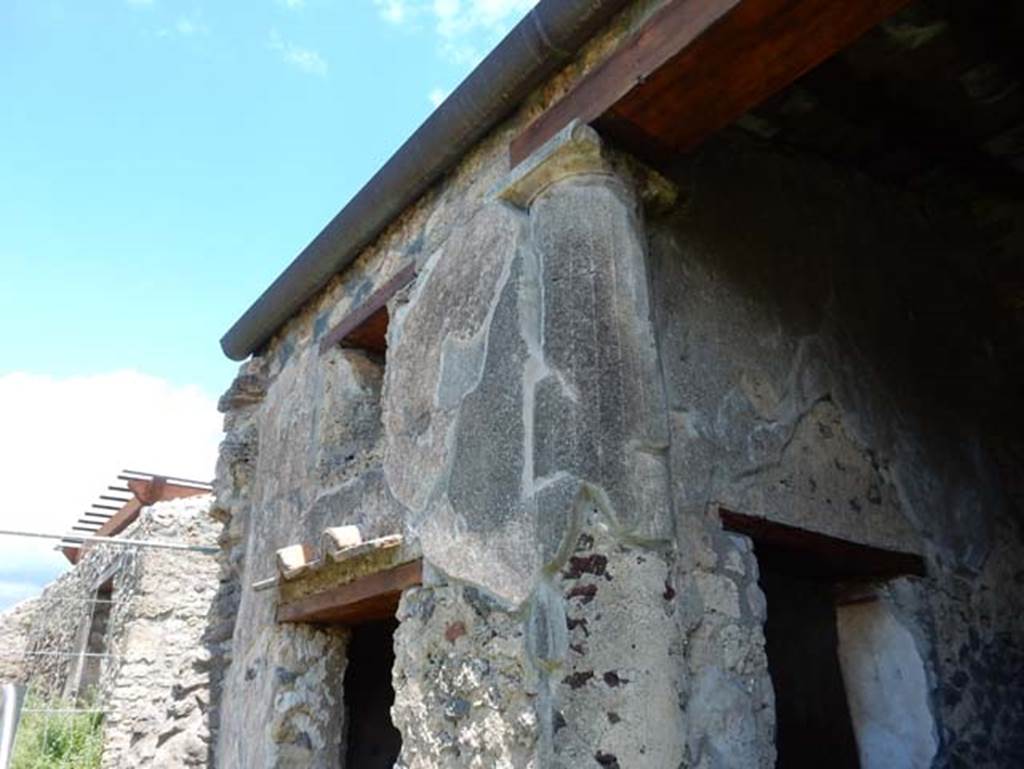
[0,0,536,610]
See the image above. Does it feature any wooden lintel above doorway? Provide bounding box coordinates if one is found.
[276,559,423,625]
[720,508,926,581]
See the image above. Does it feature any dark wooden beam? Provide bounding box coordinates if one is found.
[319,261,417,357]
[511,0,740,166]
[720,509,926,580]
[63,478,211,562]
[510,0,912,167]
[125,477,209,506]
[277,559,423,625]
[87,498,142,542]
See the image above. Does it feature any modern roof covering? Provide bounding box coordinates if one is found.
[223,0,1017,362]
[60,470,212,563]
[219,0,633,361]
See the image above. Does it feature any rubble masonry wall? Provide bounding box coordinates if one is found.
[648,134,1024,768]
[0,495,223,768]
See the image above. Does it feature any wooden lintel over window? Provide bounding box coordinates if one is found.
[719,508,926,581]
[510,0,912,168]
[276,559,423,625]
[319,262,417,357]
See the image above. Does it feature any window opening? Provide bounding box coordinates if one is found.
[76,576,115,702]
[342,618,401,769]
[319,262,416,361]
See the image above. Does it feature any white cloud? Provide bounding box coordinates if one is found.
[374,0,411,24]
[270,31,328,77]
[0,371,221,610]
[175,15,210,37]
[428,87,448,107]
[155,13,211,39]
[374,0,537,65]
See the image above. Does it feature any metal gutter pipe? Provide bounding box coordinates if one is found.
[220,0,634,360]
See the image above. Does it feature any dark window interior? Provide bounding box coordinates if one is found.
[319,262,416,360]
[342,618,401,769]
[340,307,390,359]
[760,569,860,769]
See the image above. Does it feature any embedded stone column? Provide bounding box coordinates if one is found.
[385,120,682,768]
[499,120,673,547]
[500,122,684,769]
[386,120,674,600]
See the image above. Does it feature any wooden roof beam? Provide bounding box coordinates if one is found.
[62,476,211,562]
[511,0,912,167]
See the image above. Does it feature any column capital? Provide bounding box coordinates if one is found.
[498,120,612,210]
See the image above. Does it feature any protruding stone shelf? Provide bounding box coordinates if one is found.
[272,530,422,626]
[277,560,422,625]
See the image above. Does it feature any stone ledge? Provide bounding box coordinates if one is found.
[276,560,423,625]
[270,530,421,625]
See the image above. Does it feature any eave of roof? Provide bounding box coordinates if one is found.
[219,0,634,361]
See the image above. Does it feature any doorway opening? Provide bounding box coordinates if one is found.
[721,510,927,769]
[760,569,860,768]
[342,617,401,769]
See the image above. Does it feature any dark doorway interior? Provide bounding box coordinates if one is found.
[342,618,402,769]
[760,569,860,769]
[720,511,925,769]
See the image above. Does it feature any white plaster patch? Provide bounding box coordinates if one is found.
[836,600,938,769]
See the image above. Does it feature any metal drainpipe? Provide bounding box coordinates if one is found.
[219,0,635,361]
[0,683,26,769]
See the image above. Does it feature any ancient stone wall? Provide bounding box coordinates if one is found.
[210,2,1022,768]
[3,495,222,768]
[647,134,1024,768]
[15,533,135,704]
[214,115,693,767]
[0,597,38,685]
[211,4,674,767]
[99,496,222,768]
